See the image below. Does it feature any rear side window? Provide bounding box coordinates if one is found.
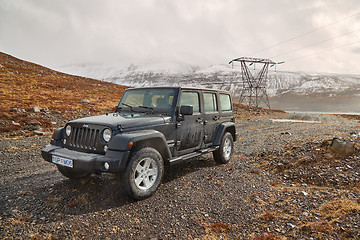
[220,94,232,111]
[180,91,200,113]
[204,93,218,112]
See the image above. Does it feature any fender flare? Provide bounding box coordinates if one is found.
[51,127,64,146]
[108,129,171,160]
[213,122,236,146]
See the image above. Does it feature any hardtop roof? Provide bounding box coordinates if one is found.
[125,86,231,94]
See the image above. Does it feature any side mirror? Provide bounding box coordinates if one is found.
[180,105,193,116]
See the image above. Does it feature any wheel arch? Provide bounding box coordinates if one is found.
[213,122,236,146]
[130,137,171,164]
[108,130,171,165]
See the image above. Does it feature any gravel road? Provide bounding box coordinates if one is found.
[1,112,359,239]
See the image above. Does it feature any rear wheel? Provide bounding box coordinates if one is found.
[57,165,91,179]
[213,132,234,164]
[124,147,164,200]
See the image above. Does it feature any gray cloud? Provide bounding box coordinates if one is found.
[1,0,360,74]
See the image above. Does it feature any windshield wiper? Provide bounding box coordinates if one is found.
[139,105,153,110]
[138,105,154,114]
[120,103,134,112]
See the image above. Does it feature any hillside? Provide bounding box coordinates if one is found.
[0,52,128,137]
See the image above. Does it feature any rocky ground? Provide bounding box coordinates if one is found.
[1,111,359,239]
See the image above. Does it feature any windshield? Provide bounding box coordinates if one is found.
[118,88,177,113]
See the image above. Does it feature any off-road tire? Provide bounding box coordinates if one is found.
[124,147,164,200]
[57,165,91,179]
[213,132,234,164]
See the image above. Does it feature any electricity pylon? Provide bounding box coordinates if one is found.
[229,57,282,108]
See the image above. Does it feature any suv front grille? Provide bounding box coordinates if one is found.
[69,127,99,151]
[64,124,105,154]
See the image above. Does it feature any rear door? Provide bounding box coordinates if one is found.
[203,91,220,145]
[219,93,233,122]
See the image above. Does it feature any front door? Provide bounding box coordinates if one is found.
[176,91,204,154]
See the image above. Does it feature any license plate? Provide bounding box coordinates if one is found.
[52,155,73,168]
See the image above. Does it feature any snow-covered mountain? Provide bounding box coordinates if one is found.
[58,62,360,98]
[58,62,360,112]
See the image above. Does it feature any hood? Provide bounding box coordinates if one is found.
[70,113,166,129]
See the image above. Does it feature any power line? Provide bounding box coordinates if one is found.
[284,40,360,62]
[249,10,360,56]
[270,27,360,59]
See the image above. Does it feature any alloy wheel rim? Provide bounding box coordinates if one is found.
[134,157,158,190]
[223,138,232,159]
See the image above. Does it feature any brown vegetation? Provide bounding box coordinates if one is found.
[233,103,285,116]
[319,199,360,218]
[252,233,285,240]
[0,52,127,112]
[0,52,128,137]
[337,114,360,121]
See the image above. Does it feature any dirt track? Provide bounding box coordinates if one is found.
[1,112,359,239]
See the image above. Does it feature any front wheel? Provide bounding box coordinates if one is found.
[57,165,91,179]
[124,147,164,200]
[213,132,234,164]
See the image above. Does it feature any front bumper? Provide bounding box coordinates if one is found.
[41,145,130,174]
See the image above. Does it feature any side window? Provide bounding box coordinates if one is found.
[204,93,218,112]
[180,91,200,113]
[220,94,232,111]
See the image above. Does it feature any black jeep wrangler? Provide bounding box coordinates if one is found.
[42,87,236,199]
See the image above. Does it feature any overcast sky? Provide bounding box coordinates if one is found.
[1,0,360,74]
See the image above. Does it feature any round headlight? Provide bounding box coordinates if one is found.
[103,128,112,142]
[65,125,72,136]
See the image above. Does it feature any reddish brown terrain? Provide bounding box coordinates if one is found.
[0,52,127,137]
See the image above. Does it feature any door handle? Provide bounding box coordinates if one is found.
[213,116,219,121]
[196,118,203,123]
